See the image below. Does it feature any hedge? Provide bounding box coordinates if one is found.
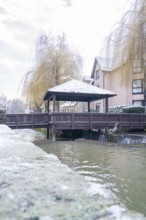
[109,105,145,114]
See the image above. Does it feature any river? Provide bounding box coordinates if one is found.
[38,140,146,216]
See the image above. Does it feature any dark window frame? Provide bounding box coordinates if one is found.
[132,100,143,106]
[96,104,100,113]
[132,79,143,94]
[95,69,100,79]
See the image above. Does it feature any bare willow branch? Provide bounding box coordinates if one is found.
[22,32,83,110]
[102,0,145,85]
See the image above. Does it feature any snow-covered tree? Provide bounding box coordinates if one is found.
[7,98,26,114]
[0,94,9,112]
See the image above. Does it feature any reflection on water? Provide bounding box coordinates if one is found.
[40,141,146,216]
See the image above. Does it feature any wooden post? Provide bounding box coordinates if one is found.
[88,101,90,112]
[50,113,56,141]
[105,98,109,113]
[105,97,109,133]
[90,114,93,130]
[52,95,56,140]
[47,100,50,139]
[16,115,18,129]
[32,114,34,128]
[46,127,49,139]
[52,125,56,141]
[71,113,74,129]
[48,100,50,112]
[53,95,56,112]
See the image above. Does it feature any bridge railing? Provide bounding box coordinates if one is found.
[5,113,49,128]
[50,112,146,130]
[5,112,146,130]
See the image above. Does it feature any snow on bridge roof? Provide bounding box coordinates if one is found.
[43,79,116,102]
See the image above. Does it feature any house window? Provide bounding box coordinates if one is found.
[132,79,143,94]
[132,59,142,73]
[95,70,100,79]
[96,104,100,112]
[132,100,143,106]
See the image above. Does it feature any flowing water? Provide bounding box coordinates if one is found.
[40,140,146,216]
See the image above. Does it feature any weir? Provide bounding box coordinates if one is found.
[84,130,146,145]
[116,134,146,145]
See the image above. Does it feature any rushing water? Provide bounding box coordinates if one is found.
[39,140,146,216]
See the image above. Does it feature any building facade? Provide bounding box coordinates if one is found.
[90,1,146,113]
[90,57,145,112]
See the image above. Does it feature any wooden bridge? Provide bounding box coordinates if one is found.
[5,112,146,140]
[5,81,146,140]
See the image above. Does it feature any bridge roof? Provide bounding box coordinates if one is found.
[43,79,116,102]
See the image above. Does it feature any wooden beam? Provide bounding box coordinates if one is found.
[48,95,54,101]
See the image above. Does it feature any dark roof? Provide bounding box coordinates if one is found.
[43,79,116,102]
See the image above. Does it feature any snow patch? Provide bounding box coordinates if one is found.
[86,182,113,199]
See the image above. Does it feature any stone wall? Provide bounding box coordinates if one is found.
[0,125,146,220]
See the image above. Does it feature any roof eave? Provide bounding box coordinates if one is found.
[43,91,116,102]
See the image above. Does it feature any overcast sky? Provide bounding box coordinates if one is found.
[0,0,130,99]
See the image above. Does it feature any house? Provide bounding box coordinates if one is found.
[90,56,145,112]
[89,1,146,113]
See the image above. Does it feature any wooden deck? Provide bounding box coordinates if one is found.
[5,112,146,130]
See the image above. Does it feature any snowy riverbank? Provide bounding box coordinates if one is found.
[0,125,146,220]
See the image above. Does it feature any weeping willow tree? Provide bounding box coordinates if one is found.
[103,0,146,85]
[22,32,83,111]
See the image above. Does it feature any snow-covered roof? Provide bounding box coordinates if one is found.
[43,79,116,102]
[61,101,77,108]
[96,56,122,72]
[83,75,92,81]
[49,79,115,95]
[96,57,112,71]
